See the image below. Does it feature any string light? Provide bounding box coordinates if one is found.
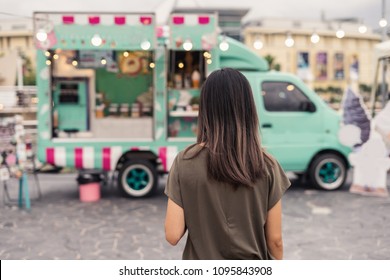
[141,40,151,50]
[310,32,320,44]
[285,33,294,47]
[219,36,229,51]
[36,29,47,42]
[183,39,193,51]
[358,24,367,34]
[379,18,388,28]
[203,51,211,59]
[253,37,263,50]
[91,34,102,47]
[336,28,345,39]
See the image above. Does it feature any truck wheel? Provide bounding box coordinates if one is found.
[118,160,158,198]
[309,153,347,190]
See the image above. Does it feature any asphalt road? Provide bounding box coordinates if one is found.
[0,171,389,260]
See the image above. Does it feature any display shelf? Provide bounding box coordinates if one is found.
[0,107,37,114]
[169,111,198,117]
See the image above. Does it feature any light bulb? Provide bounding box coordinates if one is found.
[101,58,107,65]
[336,29,345,39]
[253,39,263,50]
[379,18,388,28]
[36,29,48,42]
[149,62,155,69]
[310,33,320,44]
[72,60,78,66]
[141,40,151,50]
[91,34,102,47]
[285,35,294,47]
[183,39,193,51]
[358,24,367,34]
[219,40,229,51]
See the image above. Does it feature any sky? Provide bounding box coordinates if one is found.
[0,0,382,29]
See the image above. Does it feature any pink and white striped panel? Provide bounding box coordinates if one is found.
[171,15,211,26]
[158,146,178,172]
[74,147,95,169]
[48,14,154,26]
[102,146,123,171]
[46,147,66,167]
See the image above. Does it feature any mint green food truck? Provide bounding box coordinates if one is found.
[33,12,351,197]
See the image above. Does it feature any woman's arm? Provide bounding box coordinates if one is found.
[165,198,186,246]
[265,199,284,259]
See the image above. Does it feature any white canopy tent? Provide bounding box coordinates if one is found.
[374,40,390,60]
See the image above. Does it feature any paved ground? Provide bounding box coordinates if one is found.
[0,171,389,260]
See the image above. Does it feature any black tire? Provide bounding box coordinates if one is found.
[308,153,347,190]
[117,159,158,198]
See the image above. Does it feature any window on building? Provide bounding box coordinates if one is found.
[349,54,359,81]
[261,81,314,112]
[297,52,310,81]
[334,53,344,80]
[316,52,327,80]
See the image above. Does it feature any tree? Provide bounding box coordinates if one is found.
[264,54,281,71]
[19,51,36,86]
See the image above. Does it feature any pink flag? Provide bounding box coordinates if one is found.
[140,16,152,25]
[62,15,74,24]
[114,16,126,25]
[198,16,209,25]
[172,16,184,25]
[89,16,100,25]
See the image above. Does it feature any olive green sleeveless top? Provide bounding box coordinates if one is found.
[165,144,290,260]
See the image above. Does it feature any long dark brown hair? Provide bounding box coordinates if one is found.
[188,68,270,187]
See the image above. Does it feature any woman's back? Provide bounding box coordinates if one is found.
[166,144,289,259]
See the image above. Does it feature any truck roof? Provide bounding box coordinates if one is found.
[219,36,269,72]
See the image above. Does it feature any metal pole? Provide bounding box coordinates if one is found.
[382,0,387,41]
[380,0,388,109]
[370,59,380,117]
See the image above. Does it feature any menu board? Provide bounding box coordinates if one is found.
[78,50,116,70]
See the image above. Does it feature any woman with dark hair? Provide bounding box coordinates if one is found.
[165,68,290,260]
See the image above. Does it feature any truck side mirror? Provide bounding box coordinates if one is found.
[300,100,316,112]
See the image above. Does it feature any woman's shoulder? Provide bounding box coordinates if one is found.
[180,143,206,160]
[262,150,278,176]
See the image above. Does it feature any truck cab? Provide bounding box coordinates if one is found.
[220,37,351,190]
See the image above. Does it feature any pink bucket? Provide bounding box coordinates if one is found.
[79,182,100,202]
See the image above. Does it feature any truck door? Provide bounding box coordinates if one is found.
[53,79,89,133]
[259,80,323,171]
